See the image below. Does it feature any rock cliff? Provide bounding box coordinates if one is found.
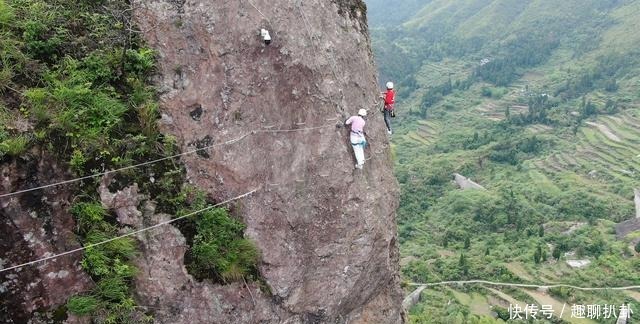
[131,0,402,322]
[0,150,93,323]
[0,0,403,322]
[136,0,401,323]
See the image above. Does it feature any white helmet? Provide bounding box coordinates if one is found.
[358,108,367,116]
[386,81,394,89]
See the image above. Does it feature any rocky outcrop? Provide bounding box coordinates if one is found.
[0,149,93,323]
[132,0,402,323]
[614,189,640,239]
[99,176,145,227]
[565,259,591,269]
[453,173,486,190]
[615,218,640,239]
[133,203,284,323]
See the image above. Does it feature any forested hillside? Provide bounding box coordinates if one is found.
[368,0,640,322]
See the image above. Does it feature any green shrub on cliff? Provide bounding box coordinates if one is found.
[70,202,107,233]
[3,0,261,320]
[66,296,100,316]
[0,135,29,157]
[0,0,156,319]
[69,200,141,320]
[180,190,260,283]
[191,209,260,282]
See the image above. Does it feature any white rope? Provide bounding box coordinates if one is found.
[407,280,640,291]
[246,0,268,21]
[260,124,333,133]
[0,124,336,199]
[0,189,258,273]
[0,134,248,199]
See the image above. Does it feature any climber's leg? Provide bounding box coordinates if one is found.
[353,143,365,168]
[383,109,392,134]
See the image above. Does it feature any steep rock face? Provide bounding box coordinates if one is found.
[0,150,93,323]
[133,0,402,323]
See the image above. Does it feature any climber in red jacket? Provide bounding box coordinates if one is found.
[380,81,395,135]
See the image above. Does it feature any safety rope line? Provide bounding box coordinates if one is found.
[0,124,335,199]
[407,280,640,291]
[0,129,383,274]
[0,189,258,273]
[246,0,269,21]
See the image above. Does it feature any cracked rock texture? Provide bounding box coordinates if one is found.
[0,149,93,323]
[132,0,403,323]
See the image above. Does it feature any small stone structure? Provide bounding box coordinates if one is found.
[565,259,591,269]
[402,286,426,311]
[634,188,640,219]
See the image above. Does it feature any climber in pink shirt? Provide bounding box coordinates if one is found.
[345,109,367,169]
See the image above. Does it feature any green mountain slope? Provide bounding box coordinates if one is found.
[367,0,640,322]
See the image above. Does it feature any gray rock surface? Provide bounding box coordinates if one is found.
[615,218,640,239]
[98,175,145,227]
[453,173,486,190]
[565,259,591,269]
[131,0,403,322]
[131,208,285,323]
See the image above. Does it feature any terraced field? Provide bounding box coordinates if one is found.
[448,288,493,317]
[414,60,472,86]
[443,285,600,323]
[527,124,554,134]
[403,120,441,146]
[475,101,505,121]
[533,111,640,189]
[397,106,640,323]
[474,91,529,121]
[426,111,640,321]
[523,289,598,324]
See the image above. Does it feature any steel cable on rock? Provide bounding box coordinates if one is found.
[246,0,269,21]
[0,122,346,274]
[0,189,258,273]
[0,123,345,273]
[0,124,337,199]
